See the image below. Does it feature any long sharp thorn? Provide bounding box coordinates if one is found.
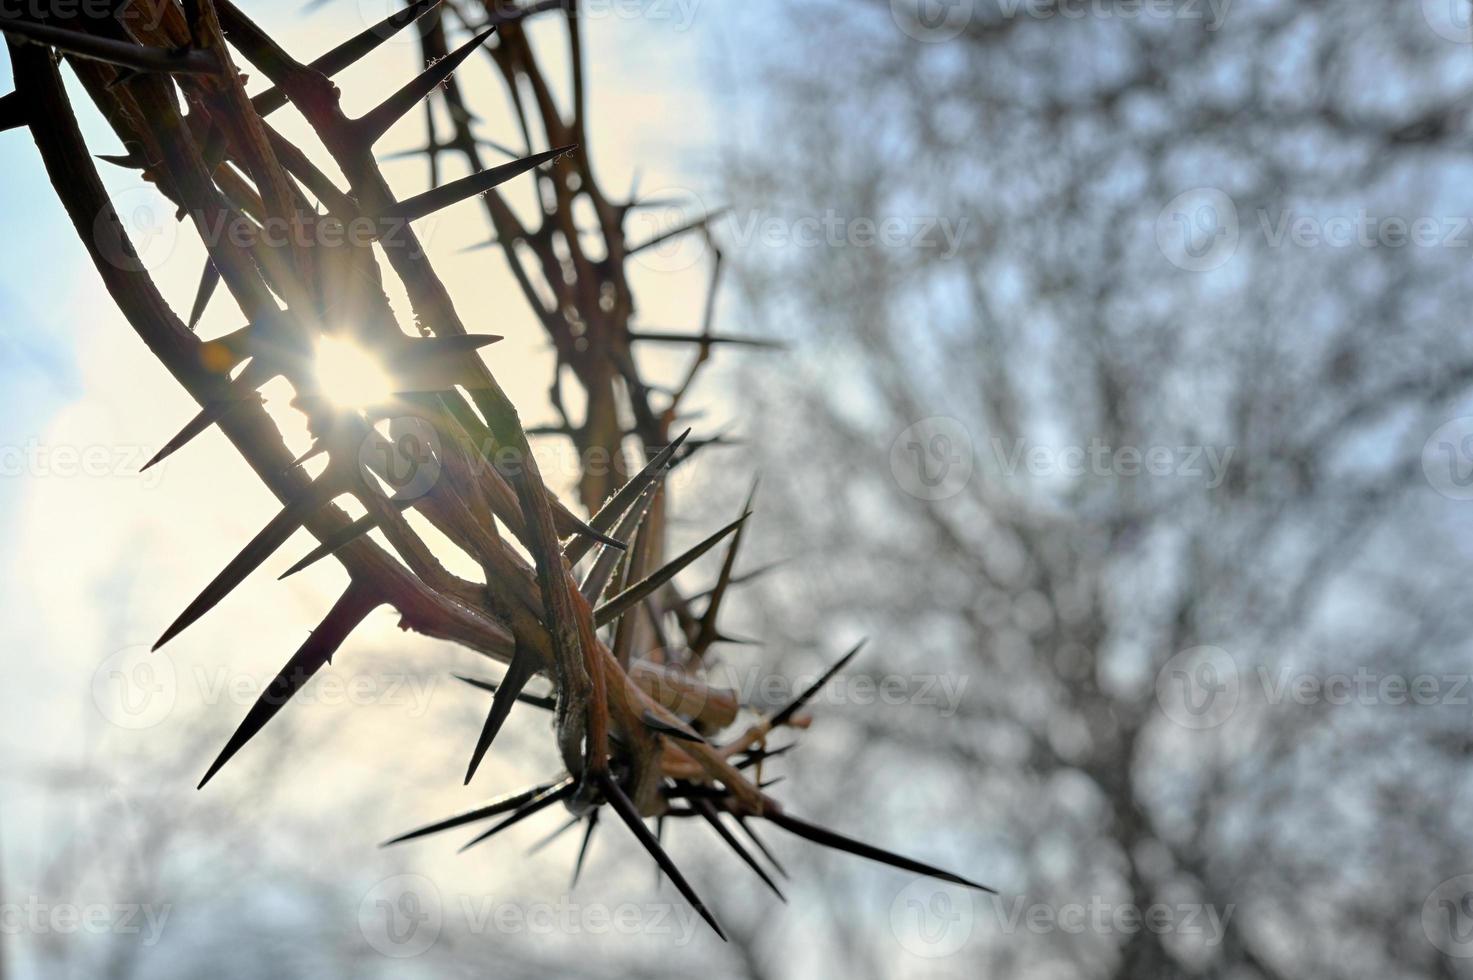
[641,709,704,744]
[734,815,789,879]
[142,362,269,472]
[695,480,756,650]
[186,258,220,331]
[402,334,504,359]
[464,646,537,784]
[279,496,415,580]
[626,207,730,256]
[354,27,496,146]
[566,428,689,564]
[142,401,233,473]
[580,480,662,601]
[0,91,25,131]
[197,583,378,787]
[765,809,995,893]
[572,811,598,887]
[312,0,441,74]
[594,513,749,628]
[692,799,785,902]
[250,0,443,116]
[627,331,785,350]
[155,479,336,650]
[736,743,795,770]
[380,145,575,225]
[382,779,566,846]
[455,674,556,711]
[769,639,867,728]
[528,815,580,855]
[598,772,726,941]
[0,17,221,74]
[459,781,576,852]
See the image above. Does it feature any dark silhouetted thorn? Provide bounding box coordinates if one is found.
[0,91,26,131]
[709,631,763,646]
[380,145,575,225]
[598,772,726,941]
[454,674,556,711]
[734,814,788,879]
[641,709,704,744]
[197,582,378,787]
[354,27,495,146]
[186,257,220,331]
[142,361,270,472]
[594,513,749,628]
[154,478,337,651]
[628,331,785,350]
[287,440,326,470]
[626,207,730,256]
[572,810,598,886]
[383,778,568,846]
[459,780,576,852]
[768,639,867,728]
[694,480,756,652]
[735,743,795,770]
[0,17,221,74]
[251,0,443,116]
[456,236,500,253]
[692,799,785,902]
[566,429,689,564]
[562,512,625,552]
[653,815,665,887]
[142,399,238,472]
[765,809,995,893]
[528,815,580,856]
[464,645,538,784]
[670,427,742,471]
[96,149,146,169]
[279,496,416,580]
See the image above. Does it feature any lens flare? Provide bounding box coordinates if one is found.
[315,336,394,410]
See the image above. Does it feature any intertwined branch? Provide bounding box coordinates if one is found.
[4,0,989,939]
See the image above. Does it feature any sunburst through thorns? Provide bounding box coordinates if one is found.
[6,0,993,945]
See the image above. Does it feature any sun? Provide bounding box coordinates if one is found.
[315,335,395,410]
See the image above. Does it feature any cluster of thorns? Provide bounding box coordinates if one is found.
[2,0,991,939]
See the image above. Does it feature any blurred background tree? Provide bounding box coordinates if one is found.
[710,0,1473,977]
